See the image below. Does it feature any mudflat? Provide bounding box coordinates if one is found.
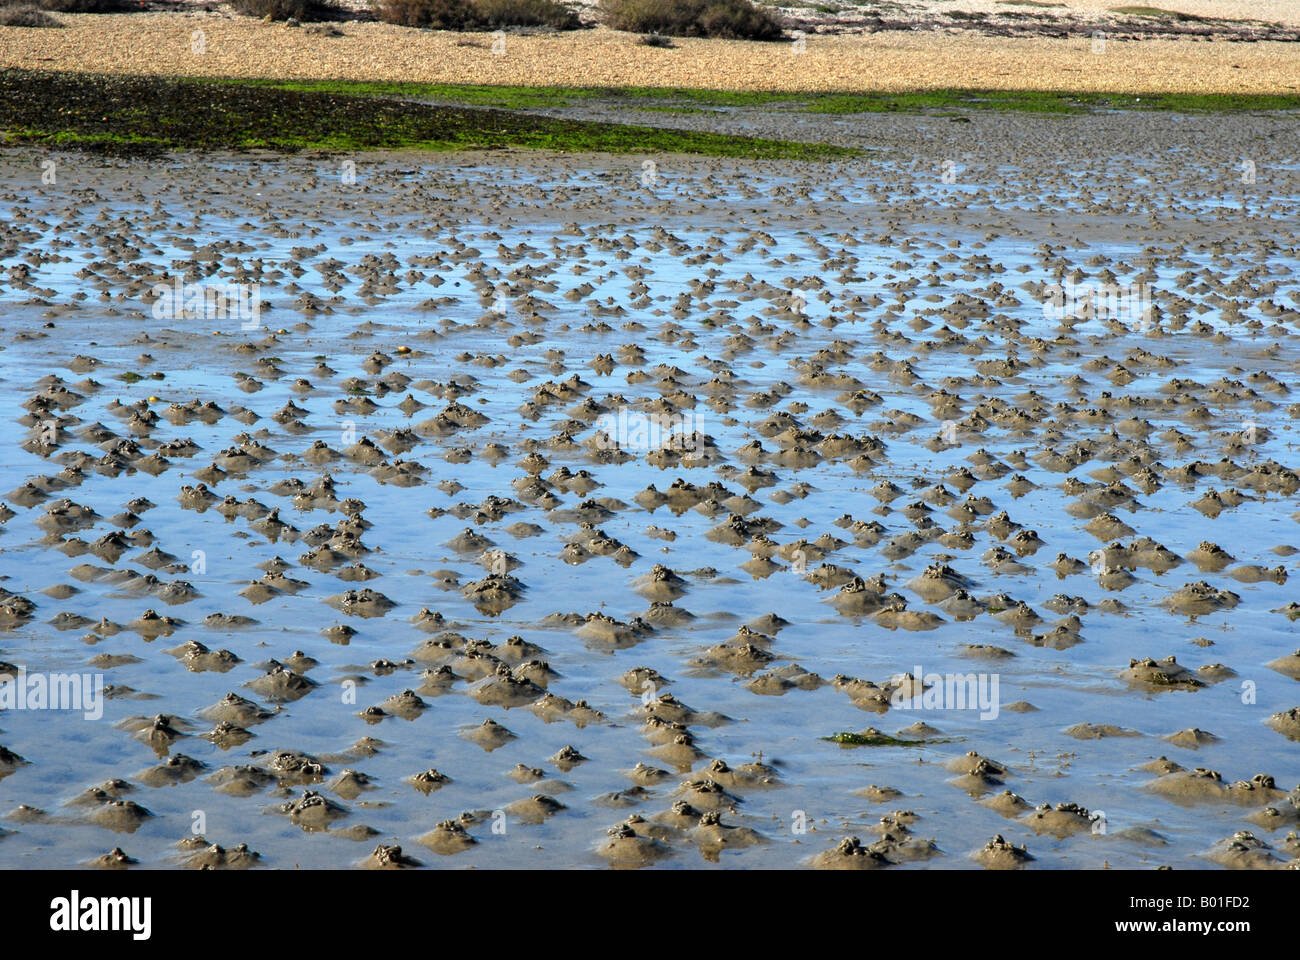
[1,96,1298,868]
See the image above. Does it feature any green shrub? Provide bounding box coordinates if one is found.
[600,0,783,40]
[1,2,63,24]
[375,0,579,29]
[37,0,131,11]
[375,0,477,27]
[230,0,344,22]
[474,0,579,28]
[697,0,783,39]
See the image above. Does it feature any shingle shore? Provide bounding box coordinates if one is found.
[1,16,1297,94]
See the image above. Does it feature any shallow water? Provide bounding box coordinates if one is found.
[1,125,1298,869]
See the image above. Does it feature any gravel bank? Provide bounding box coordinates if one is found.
[0,16,1297,94]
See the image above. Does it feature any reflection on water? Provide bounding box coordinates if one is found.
[0,147,1297,869]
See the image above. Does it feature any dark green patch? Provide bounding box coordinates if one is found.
[234,78,1300,116]
[233,77,796,110]
[0,71,853,160]
[825,730,930,747]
